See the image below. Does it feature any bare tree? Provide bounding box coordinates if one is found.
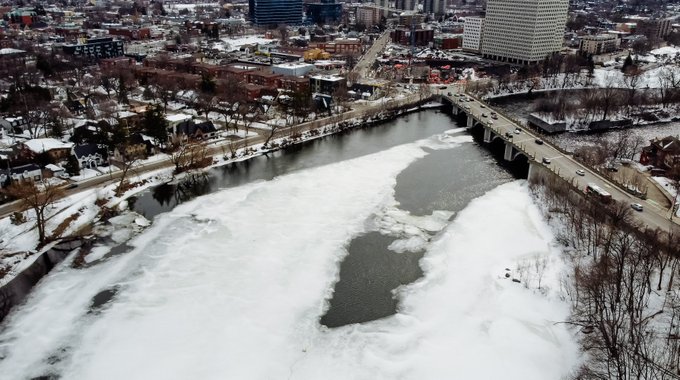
[169,140,211,175]
[114,153,140,196]
[657,67,680,108]
[418,84,432,102]
[4,181,65,244]
[277,24,289,46]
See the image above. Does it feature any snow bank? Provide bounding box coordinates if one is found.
[0,134,579,379]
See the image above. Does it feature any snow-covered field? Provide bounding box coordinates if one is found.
[593,65,680,88]
[0,133,579,379]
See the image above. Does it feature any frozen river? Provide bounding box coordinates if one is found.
[0,111,580,379]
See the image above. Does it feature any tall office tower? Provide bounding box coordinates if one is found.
[480,0,568,64]
[395,0,417,11]
[374,0,390,18]
[424,0,445,15]
[248,0,303,26]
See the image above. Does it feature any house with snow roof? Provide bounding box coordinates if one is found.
[174,120,217,141]
[16,138,74,163]
[0,116,27,134]
[640,135,680,171]
[72,143,109,169]
[0,163,42,185]
[113,133,156,161]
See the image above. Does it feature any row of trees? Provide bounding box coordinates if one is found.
[529,64,680,128]
[532,177,680,379]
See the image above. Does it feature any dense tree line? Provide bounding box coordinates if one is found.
[531,176,680,379]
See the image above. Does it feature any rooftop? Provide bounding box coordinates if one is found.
[166,113,193,123]
[23,138,73,154]
[310,74,345,81]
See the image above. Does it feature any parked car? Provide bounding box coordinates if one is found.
[576,169,585,176]
[439,86,447,89]
[607,166,619,172]
[447,92,452,96]
[542,157,551,164]
[631,203,644,212]
[535,138,544,145]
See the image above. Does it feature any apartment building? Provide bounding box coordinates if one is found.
[481,0,568,64]
[579,34,619,55]
[462,17,484,52]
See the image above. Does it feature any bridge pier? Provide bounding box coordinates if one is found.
[504,143,514,161]
[467,114,474,128]
[451,105,459,115]
[483,128,492,143]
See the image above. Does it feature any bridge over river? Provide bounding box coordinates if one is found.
[440,90,679,235]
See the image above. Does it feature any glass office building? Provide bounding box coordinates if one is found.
[306,0,342,24]
[249,0,303,26]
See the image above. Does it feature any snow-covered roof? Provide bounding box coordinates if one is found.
[45,164,64,172]
[166,113,193,123]
[115,111,137,119]
[274,62,314,69]
[0,48,26,55]
[140,134,157,145]
[310,74,344,82]
[23,138,73,153]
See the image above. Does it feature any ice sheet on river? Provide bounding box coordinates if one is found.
[0,132,579,379]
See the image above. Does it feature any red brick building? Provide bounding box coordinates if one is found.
[109,27,151,40]
[309,38,363,55]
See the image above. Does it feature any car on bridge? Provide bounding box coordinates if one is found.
[490,112,498,119]
[535,139,544,145]
[482,113,488,118]
[576,169,585,176]
[631,203,644,212]
[542,157,551,164]
[505,132,513,138]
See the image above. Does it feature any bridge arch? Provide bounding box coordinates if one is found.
[468,122,485,141]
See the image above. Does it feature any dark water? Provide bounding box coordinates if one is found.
[129,110,516,327]
[320,233,425,327]
[131,111,459,220]
[322,137,514,326]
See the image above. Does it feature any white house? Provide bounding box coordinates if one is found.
[72,144,109,169]
[0,116,27,134]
